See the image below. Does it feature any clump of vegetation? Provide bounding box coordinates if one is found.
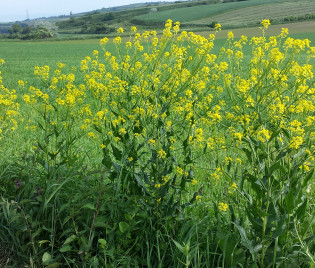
[0,20,314,267]
[5,22,58,39]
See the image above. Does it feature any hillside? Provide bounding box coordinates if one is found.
[134,0,315,28]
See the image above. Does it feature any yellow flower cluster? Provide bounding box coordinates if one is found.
[0,59,19,138]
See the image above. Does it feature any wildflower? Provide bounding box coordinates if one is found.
[99,37,108,46]
[148,139,156,146]
[119,128,127,136]
[15,179,21,190]
[218,202,229,212]
[192,179,198,185]
[158,149,166,159]
[214,23,221,31]
[117,27,124,34]
[261,19,271,29]
[227,31,234,40]
[177,167,184,175]
[88,132,96,139]
[257,127,271,142]
[196,195,202,201]
[289,136,303,149]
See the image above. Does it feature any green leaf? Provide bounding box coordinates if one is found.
[94,216,107,228]
[134,174,149,193]
[63,234,76,245]
[269,129,280,143]
[285,190,295,214]
[269,161,281,176]
[295,199,307,220]
[233,222,257,262]
[81,203,96,211]
[59,245,72,252]
[98,239,107,247]
[173,239,185,255]
[44,179,71,209]
[242,148,252,164]
[39,240,50,246]
[46,263,62,268]
[42,252,52,265]
[302,169,314,188]
[111,144,122,161]
[216,231,241,266]
[119,222,129,233]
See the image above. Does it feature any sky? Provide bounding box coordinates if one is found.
[0,0,170,22]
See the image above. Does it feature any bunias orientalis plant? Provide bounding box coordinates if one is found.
[219,20,315,267]
[2,18,314,267]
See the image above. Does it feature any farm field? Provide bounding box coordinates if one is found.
[134,0,315,27]
[0,19,315,267]
[192,0,315,27]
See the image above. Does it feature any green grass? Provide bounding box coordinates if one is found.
[0,40,102,88]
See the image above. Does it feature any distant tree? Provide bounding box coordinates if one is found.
[8,23,22,34]
[21,26,32,35]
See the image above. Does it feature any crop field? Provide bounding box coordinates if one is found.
[0,20,315,267]
[135,0,315,27]
[193,0,315,27]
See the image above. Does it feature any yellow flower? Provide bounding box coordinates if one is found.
[88,132,96,138]
[260,19,270,29]
[192,179,198,185]
[158,149,166,159]
[99,37,108,46]
[227,31,234,40]
[214,23,221,31]
[218,202,229,212]
[117,27,124,33]
[119,128,127,136]
[289,136,303,149]
[148,139,156,146]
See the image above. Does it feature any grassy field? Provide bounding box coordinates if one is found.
[0,20,314,267]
